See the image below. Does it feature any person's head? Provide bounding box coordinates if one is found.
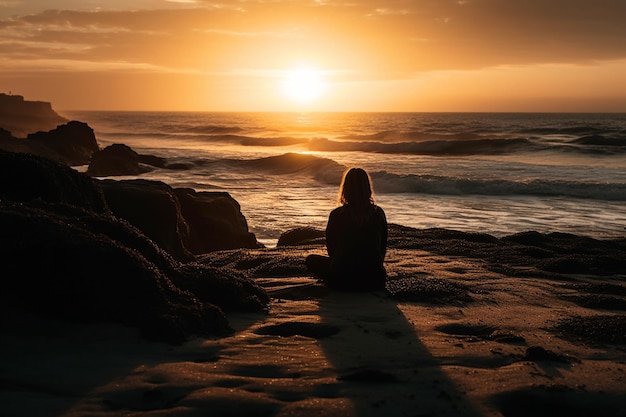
[338,167,375,206]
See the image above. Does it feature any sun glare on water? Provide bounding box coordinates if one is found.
[280,66,327,105]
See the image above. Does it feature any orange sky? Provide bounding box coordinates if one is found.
[1,0,625,112]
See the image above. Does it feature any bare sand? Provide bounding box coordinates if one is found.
[2,243,625,417]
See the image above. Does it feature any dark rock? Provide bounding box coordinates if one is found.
[0,150,108,213]
[26,121,99,165]
[98,179,195,262]
[97,180,261,260]
[0,149,270,343]
[87,143,144,176]
[87,143,167,177]
[169,263,270,312]
[0,200,229,343]
[174,188,260,253]
[277,227,326,246]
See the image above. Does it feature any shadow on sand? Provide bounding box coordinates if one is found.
[315,290,484,417]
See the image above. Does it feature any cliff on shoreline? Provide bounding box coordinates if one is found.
[0,93,68,138]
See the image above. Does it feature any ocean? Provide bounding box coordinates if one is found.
[63,111,626,247]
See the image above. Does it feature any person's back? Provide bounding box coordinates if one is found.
[306,167,388,291]
[326,203,387,290]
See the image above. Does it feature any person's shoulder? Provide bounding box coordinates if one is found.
[328,205,346,221]
[374,204,387,221]
[330,206,344,216]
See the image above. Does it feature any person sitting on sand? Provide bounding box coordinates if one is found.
[306,167,388,291]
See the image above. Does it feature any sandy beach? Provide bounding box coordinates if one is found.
[2,226,625,417]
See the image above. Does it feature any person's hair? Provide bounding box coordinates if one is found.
[337,167,376,207]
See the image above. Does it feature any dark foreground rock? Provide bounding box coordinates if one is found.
[0,150,269,343]
[174,187,260,253]
[98,179,261,261]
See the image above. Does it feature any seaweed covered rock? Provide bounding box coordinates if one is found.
[0,149,108,213]
[0,201,229,343]
[0,150,269,342]
[171,263,270,312]
[98,178,195,262]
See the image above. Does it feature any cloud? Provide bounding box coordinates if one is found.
[0,0,624,81]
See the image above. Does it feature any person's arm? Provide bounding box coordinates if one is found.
[326,209,339,258]
[379,207,388,259]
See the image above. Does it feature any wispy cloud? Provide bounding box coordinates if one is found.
[1,0,625,76]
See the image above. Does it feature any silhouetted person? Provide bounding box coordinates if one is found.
[306,167,387,291]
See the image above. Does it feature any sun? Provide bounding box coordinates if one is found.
[280,66,327,105]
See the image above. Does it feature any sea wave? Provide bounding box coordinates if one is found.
[571,135,626,147]
[199,153,626,201]
[370,171,626,201]
[338,130,485,142]
[218,152,346,185]
[180,125,244,135]
[309,137,533,155]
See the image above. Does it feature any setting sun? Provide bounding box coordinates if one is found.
[280,66,328,105]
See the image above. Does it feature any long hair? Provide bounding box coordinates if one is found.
[338,167,376,209]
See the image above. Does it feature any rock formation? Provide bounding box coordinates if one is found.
[87,143,167,177]
[26,120,99,166]
[0,120,99,166]
[0,150,269,343]
[97,179,262,261]
[174,187,261,253]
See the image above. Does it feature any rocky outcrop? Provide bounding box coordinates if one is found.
[175,188,260,253]
[0,120,99,166]
[87,143,167,177]
[0,149,108,213]
[97,179,262,261]
[277,227,326,246]
[0,93,67,138]
[0,150,269,343]
[26,121,99,166]
[97,178,195,262]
